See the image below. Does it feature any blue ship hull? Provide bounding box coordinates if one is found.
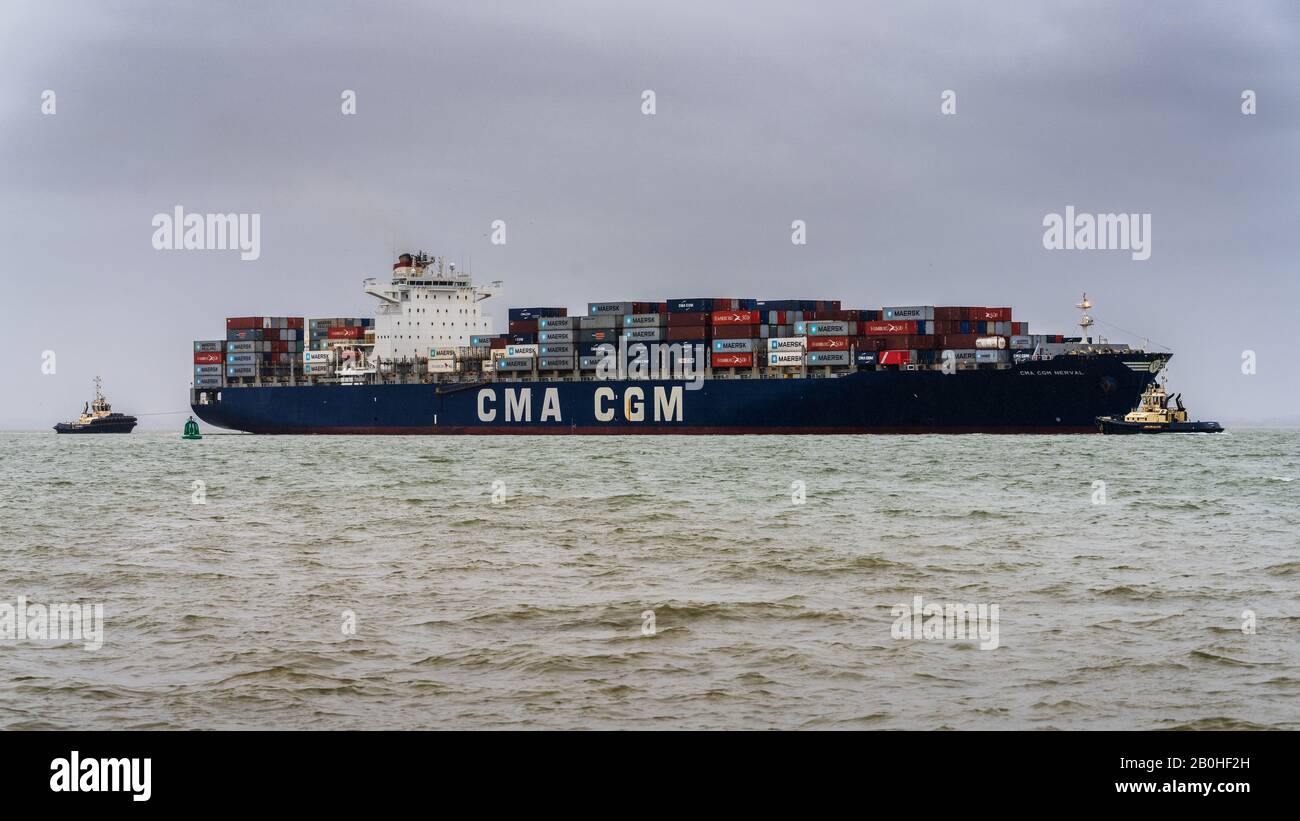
[191,353,1166,434]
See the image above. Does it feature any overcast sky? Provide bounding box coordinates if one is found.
[1,0,1297,427]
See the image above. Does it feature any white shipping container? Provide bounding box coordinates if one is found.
[588,301,635,316]
[975,336,1007,350]
[429,347,458,359]
[623,313,665,327]
[794,320,851,336]
[768,336,807,352]
[303,350,333,362]
[975,349,1009,363]
[942,348,979,362]
[768,351,805,367]
[1009,335,1033,350]
[712,338,755,353]
[882,306,935,321]
[622,327,662,342]
[494,357,534,372]
[807,351,851,366]
[427,359,457,373]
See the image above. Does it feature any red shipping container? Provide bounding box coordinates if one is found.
[710,353,753,368]
[226,316,263,330]
[940,333,980,349]
[667,311,710,326]
[288,317,304,329]
[879,350,913,365]
[856,336,887,351]
[508,319,539,333]
[711,310,760,325]
[972,307,1011,321]
[194,352,223,364]
[712,325,759,339]
[666,326,707,341]
[489,338,508,349]
[933,307,965,321]
[808,310,853,321]
[328,326,364,339]
[862,320,918,335]
[807,336,850,351]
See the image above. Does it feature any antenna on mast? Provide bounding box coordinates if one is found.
[1076,293,1094,344]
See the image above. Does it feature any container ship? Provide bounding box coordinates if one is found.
[189,252,1168,434]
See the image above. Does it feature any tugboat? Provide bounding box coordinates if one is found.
[53,377,138,434]
[1097,379,1223,434]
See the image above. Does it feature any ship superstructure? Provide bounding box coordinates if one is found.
[363,251,499,361]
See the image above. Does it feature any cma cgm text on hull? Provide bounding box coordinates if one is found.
[189,252,1168,434]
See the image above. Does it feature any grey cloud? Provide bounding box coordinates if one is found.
[1,0,1297,425]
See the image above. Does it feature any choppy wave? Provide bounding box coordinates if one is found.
[0,429,1296,729]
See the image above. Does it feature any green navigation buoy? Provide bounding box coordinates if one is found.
[182,416,202,440]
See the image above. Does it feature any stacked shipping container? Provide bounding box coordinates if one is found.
[309,317,373,350]
[224,317,305,382]
[198,300,1070,387]
[192,339,226,387]
[483,300,1048,374]
[193,317,308,387]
